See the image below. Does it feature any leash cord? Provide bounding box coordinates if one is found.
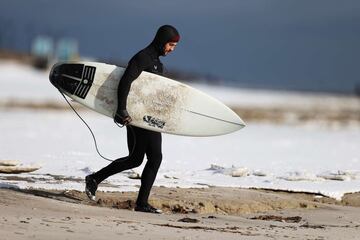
[58,90,136,162]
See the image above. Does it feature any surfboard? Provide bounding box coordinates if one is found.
[49,62,245,136]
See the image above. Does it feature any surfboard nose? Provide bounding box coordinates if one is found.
[222,108,246,133]
[236,115,246,128]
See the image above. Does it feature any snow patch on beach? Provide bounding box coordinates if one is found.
[1,60,360,200]
[0,110,359,200]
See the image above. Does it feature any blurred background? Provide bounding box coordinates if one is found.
[1,0,360,94]
[1,0,359,124]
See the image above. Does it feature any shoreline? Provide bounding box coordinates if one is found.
[7,186,360,214]
[4,187,324,215]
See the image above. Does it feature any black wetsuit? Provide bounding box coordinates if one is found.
[91,25,179,206]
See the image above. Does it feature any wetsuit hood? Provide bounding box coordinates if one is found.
[151,25,180,56]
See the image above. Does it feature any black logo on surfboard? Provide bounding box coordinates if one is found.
[143,116,166,129]
[50,64,96,99]
[74,65,96,99]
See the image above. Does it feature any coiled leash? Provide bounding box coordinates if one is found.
[58,90,136,162]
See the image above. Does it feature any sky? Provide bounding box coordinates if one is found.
[0,0,359,93]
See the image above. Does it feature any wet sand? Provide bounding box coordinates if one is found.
[1,187,360,239]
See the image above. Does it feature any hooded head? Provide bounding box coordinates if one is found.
[151,25,180,56]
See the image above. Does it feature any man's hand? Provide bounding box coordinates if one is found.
[114,110,132,125]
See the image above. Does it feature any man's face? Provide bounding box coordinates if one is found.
[163,42,178,55]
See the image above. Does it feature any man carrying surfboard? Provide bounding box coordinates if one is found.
[85,25,180,214]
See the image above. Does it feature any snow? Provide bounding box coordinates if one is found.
[1,60,360,200]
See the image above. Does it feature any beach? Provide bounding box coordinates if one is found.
[1,187,360,240]
[1,0,360,237]
[1,60,360,239]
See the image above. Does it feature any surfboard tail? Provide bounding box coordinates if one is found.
[50,63,95,99]
[49,63,61,88]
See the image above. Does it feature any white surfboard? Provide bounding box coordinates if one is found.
[49,62,245,136]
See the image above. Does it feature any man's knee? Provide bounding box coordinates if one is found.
[132,154,145,168]
[120,153,144,168]
[148,153,162,168]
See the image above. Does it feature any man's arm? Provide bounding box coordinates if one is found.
[115,53,149,124]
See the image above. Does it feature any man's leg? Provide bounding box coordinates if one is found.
[85,126,147,199]
[136,131,162,210]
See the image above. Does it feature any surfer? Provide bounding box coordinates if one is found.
[85,25,180,214]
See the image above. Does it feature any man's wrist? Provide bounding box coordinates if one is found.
[116,109,129,117]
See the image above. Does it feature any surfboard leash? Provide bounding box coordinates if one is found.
[57,90,136,162]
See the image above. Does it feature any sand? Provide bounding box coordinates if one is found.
[1,187,360,240]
